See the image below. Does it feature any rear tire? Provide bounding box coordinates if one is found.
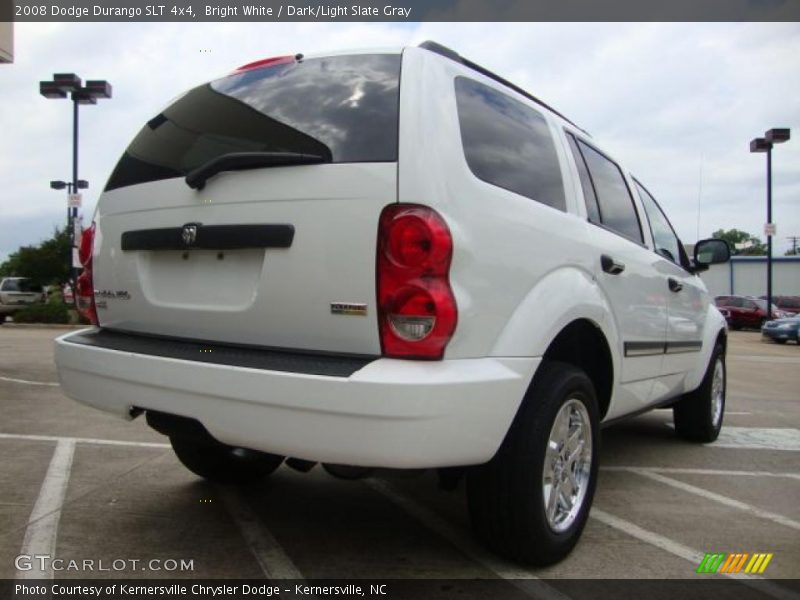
[673,342,725,443]
[466,361,599,566]
[170,436,284,484]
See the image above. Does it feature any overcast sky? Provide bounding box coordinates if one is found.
[1,22,799,263]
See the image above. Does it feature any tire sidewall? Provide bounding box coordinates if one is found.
[707,348,726,436]
[503,364,600,559]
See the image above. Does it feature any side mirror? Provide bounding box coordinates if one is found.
[694,239,731,268]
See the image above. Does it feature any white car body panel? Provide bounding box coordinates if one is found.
[94,162,395,354]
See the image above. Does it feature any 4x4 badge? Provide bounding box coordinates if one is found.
[182,224,198,246]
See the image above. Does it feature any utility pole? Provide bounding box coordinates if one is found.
[787,236,800,256]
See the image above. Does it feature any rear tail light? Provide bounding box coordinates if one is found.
[76,222,98,326]
[377,204,457,359]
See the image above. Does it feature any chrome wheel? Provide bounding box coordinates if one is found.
[542,398,593,533]
[710,357,725,428]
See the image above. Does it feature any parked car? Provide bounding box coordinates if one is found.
[54,42,731,565]
[761,317,800,344]
[0,277,44,321]
[713,295,789,329]
[759,295,800,316]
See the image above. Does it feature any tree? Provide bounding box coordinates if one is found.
[0,228,71,285]
[711,228,767,256]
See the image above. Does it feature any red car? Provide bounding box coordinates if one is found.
[759,295,800,316]
[715,295,790,329]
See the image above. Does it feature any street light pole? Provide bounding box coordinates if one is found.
[750,128,790,323]
[766,145,772,321]
[40,74,111,304]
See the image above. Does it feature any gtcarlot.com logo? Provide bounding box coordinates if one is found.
[15,554,195,572]
[696,552,773,574]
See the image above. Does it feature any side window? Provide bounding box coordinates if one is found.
[634,180,682,265]
[454,77,566,211]
[566,134,600,223]
[743,299,758,310]
[567,134,643,244]
[1,280,17,292]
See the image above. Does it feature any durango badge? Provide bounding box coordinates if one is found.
[331,303,368,316]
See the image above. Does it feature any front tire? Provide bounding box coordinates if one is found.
[170,436,284,484]
[466,361,599,566]
[673,342,725,443]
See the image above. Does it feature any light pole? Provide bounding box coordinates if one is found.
[40,74,111,300]
[750,127,791,321]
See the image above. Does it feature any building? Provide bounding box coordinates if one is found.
[0,21,12,63]
[700,256,800,298]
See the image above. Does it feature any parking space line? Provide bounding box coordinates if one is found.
[216,485,304,580]
[365,479,572,600]
[729,355,800,364]
[0,375,59,387]
[16,439,76,580]
[714,427,800,452]
[627,469,800,531]
[603,466,800,481]
[0,432,170,449]
[590,509,799,600]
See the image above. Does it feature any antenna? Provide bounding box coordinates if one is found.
[696,153,704,241]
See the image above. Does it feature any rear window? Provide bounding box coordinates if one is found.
[454,77,566,211]
[1,279,42,293]
[105,54,402,191]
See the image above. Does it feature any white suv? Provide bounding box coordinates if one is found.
[54,42,731,565]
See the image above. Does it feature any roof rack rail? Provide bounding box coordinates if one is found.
[417,41,589,135]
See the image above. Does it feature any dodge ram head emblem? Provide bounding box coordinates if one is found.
[181,224,198,246]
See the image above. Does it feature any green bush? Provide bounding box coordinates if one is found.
[12,301,70,324]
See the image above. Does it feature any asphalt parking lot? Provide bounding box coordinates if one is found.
[0,327,798,589]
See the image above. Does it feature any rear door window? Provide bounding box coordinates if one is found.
[106,54,402,191]
[454,77,566,212]
[566,133,643,244]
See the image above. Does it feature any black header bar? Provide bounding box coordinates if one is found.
[7,0,800,22]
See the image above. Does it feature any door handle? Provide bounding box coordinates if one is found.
[668,278,683,292]
[601,254,625,275]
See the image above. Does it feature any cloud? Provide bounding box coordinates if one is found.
[1,22,799,264]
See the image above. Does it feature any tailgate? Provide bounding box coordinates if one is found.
[94,163,394,354]
[92,52,401,355]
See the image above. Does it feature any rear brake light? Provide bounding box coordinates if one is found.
[232,54,298,74]
[76,223,98,325]
[377,205,457,359]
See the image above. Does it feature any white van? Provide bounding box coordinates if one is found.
[55,42,730,565]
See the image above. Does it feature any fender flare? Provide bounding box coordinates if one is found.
[684,305,728,392]
[489,266,620,381]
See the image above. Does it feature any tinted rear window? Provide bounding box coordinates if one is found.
[1,279,42,292]
[454,77,565,211]
[105,54,401,191]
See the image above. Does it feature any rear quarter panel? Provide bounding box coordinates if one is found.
[398,48,598,361]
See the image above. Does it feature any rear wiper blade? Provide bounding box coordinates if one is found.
[185,151,330,190]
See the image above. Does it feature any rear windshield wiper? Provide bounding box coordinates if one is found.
[185,151,330,190]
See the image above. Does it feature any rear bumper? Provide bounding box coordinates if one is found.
[54,329,537,468]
